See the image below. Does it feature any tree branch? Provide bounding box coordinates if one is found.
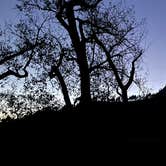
[0,43,39,66]
[57,14,69,30]
[89,59,107,73]
[93,33,124,89]
[0,69,28,80]
[75,0,102,9]
[125,51,143,89]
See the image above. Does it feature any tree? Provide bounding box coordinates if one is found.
[82,1,146,102]
[16,0,104,104]
[1,0,146,110]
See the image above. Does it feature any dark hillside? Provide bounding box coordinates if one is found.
[0,0,163,145]
[0,86,164,143]
[0,93,162,143]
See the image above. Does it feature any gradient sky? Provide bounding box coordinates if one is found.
[0,0,166,92]
[127,0,166,92]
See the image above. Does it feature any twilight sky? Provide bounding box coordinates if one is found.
[0,0,166,92]
[127,0,166,92]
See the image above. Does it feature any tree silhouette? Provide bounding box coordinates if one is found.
[83,2,145,102]
[0,0,147,112]
[16,0,105,104]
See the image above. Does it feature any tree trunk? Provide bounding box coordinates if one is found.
[122,89,128,103]
[55,68,72,108]
[78,49,91,104]
[65,6,91,104]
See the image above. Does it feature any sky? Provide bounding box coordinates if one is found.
[0,0,166,93]
[126,0,166,92]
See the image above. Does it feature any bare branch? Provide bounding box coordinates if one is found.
[89,59,107,73]
[125,51,143,89]
[0,44,38,66]
[0,69,28,80]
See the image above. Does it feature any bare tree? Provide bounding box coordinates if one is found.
[3,0,147,106]
[16,0,104,104]
[83,1,146,103]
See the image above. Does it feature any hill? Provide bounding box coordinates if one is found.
[0,86,164,143]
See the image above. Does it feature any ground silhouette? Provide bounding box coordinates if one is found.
[0,88,163,143]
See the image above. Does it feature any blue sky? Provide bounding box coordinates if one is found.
[0,0,166,93]
[126,0,166,91]
[0,0,18,24]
